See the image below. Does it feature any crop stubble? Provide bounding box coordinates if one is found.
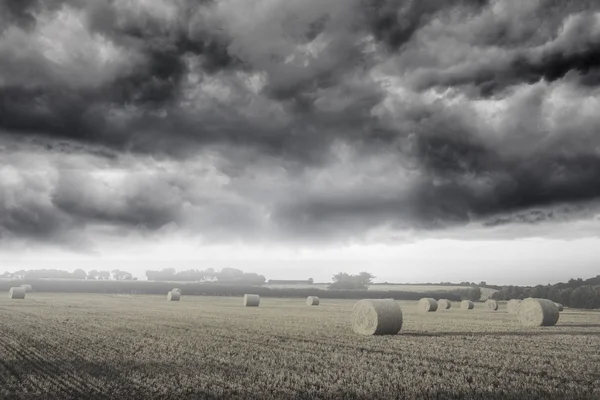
[0,295,599,399]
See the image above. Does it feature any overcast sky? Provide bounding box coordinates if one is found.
[1,0,600,284]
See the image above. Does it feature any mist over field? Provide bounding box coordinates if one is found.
[2,0,600,283]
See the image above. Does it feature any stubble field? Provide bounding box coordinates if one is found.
[1,294,599,399]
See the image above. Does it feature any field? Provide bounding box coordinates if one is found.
[1,294,599,399]
[265,283,498,299]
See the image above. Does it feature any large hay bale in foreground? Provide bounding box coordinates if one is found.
[352,299,403,335]
[418,298,438,312]
[507,299,523,314]
[485,299,498,311]
[517,298,559,327]
[167,291,180,301]
[438,299,451,310]
[461,300,474,310]
[306,296,320,306]
[20,284,33,293]
[243,294,260,307]
[8,287,26,299]
[555,303,564,312]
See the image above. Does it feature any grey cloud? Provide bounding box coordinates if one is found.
[482,204,599,227]
[2,0,600,246]
[403,2,600,96]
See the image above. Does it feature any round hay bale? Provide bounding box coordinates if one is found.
[461,300,474,310]
[485,299,498,311]
[507,299,523,314]
[517,298,559,327]
[306,296,320,306]
[437,299,452,310]
[167,291,180,301]
[20,284,33,293]
[243,294,260,307]
[418,298,438,312]
[352,299,403,335]
[172,288,182,295]
[8,287,26,300]
[555,303,564,312]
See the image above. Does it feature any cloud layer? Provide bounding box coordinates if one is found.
[2,0,600,248]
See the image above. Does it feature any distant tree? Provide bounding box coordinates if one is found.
[72,269,87,280]
[98,271,110,280]
[217,268,245,282]
[308,278,314,284]
[111,269,133,280]
[204,268,216,281]
[358,272,375,286]
[214,268,265,285]
[329,272,375,290]
[87,270,99,280]
[146,268,177,281]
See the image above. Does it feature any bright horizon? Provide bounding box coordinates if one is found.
[2,236,600,286]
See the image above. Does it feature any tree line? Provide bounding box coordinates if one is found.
[145,267,266,285]
[492,275,600,309]
[1,269,135,280]
[1,267,266,285]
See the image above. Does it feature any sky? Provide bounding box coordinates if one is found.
[1,0,600,285]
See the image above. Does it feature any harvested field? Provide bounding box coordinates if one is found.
[263,283,497,299]
[1,294,600,399]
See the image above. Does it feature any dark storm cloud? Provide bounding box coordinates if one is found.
[1,0,600,245]
[363,0,490,50]
[406,2,600,96]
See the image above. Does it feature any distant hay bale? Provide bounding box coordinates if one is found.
[306,296,320,306]
[243,294,260,307]
[167,291,180,301]
[20,284,33,293]
[507,299,523,314]
[437,299,451,310]
[555,303,564,312]
[352,299,403,335]
[172,288,182,295]
[485,299,498,311]
[8,287,26,300]
[517,298,560,327]
[461,300,474,310]
[418,298,438,312]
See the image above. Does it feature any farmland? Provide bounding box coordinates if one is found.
[1,294,600,399]
[264,283,498,299]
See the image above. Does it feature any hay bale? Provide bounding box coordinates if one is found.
[172,288,182,295]
[243,294,260,307]
[20,284,33,293]
[352,299,403,335]
[507,299,523,314]
[517,298,560,327]
[437,299,451,310]
[485,299,498,311]
[461,300,474,310]
[8,287,26,299]
[418,298,438,312]
[167,291,180,301]
[555,303,564,312]
[306,296,320,306]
